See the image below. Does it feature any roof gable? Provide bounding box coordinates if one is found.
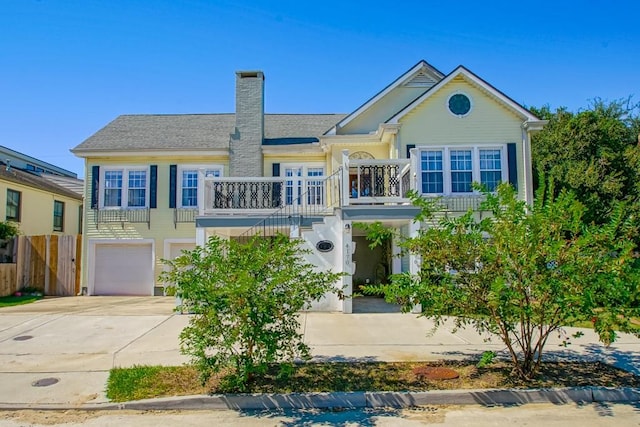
[325,60,445,135]
[387,66,540,124]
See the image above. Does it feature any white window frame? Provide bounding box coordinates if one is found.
[99,166,150,209]
[280,163,325,206]
[177,165,223,209]
[417,145,508,196]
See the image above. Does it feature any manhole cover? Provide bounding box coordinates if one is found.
[13,335,33,341]
[413,366,460,380]
[32,378,59,387]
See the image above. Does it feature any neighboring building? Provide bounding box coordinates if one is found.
[72,61,545,310]
[0,145,78,178]
[0,160,83,236]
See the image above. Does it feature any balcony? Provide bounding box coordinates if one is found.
[195,152,491,219]
[201,174,341,216]
[347,159,412,204]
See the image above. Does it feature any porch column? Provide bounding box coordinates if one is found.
[196,227,206,247]
[409,220,422,314]
[391,228,402,275]
[342,218,353,314]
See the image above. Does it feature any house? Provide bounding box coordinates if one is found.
[0,146,83,237]
[71,60,545,311]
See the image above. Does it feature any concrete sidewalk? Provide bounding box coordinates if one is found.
[0,296,639,408]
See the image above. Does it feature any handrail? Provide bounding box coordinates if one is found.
[237,168,342,242]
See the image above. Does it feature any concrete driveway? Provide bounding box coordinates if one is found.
[1,296,640,408]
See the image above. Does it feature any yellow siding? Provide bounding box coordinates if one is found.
[399,78,526,198]
[340,86,428,135]
[81,157,227,289]
[264,154,326,176]
[328,144,391,172]
[0,179,82,236]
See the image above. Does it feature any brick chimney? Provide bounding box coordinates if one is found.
[229,71,264,177]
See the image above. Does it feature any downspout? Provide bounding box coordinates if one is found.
[521,124,534,205]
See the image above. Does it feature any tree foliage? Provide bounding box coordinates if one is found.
[531,98,640,227]
[366,184,640,380]
[160,234,342,391]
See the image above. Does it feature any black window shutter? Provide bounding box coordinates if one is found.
[406,144,416,159]
[272,163,281,207]
[149,165,157,208]
[169,165,177,208]
[507,143,518,190]
[91,165,100,209]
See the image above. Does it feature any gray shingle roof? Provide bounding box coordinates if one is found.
[72,114,346,153]
[0,163,83,201]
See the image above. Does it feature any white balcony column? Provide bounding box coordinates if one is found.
[197,168,206,216]
[341,150,350,207]
[409,148,419,192]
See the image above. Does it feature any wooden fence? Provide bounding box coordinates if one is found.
[0,264,17,297]
[0,235,82,297]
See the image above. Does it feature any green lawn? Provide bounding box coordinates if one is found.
[0,295,43,307]
[106,361,640,402]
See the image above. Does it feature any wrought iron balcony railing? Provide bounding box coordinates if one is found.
[94,208,150,229]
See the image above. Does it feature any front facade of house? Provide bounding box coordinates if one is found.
[72,61,545,310]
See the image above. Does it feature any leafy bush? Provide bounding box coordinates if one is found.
[160,234,342,391]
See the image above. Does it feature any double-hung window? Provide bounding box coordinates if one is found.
[101,167,149,208]
[479,149,502,191]
[450,150,473,193]
[420,151,444,194]
[418,146,506,195]
[179,166,222,208]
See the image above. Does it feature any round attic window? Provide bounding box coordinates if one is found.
[447,93,472,117]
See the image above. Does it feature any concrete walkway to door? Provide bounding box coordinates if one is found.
[1,296,640,407]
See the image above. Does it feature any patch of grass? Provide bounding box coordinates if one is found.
[0,295,43,308]
[107,365,215,402]
[106,361,640,402]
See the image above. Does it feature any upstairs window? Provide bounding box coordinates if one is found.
[6,189,21,222]
[479,149,502,191]
[418,146,507,195]
[450,150,473,193]
[179,166,222,208]
[420,151,444,194]
[101,167,149,208]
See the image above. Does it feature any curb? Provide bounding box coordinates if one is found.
[1,387,639,411]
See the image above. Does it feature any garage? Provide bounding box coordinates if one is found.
[92,242,154,296]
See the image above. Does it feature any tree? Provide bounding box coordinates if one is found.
[366,184,640,380]
[160,234,342,391]
[531,98,640,227]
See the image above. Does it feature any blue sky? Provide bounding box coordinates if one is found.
[1,0,638,178]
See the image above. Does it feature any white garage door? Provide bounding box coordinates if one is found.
[94,244,154,296]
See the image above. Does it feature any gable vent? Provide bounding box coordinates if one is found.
[404,72,437,88]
